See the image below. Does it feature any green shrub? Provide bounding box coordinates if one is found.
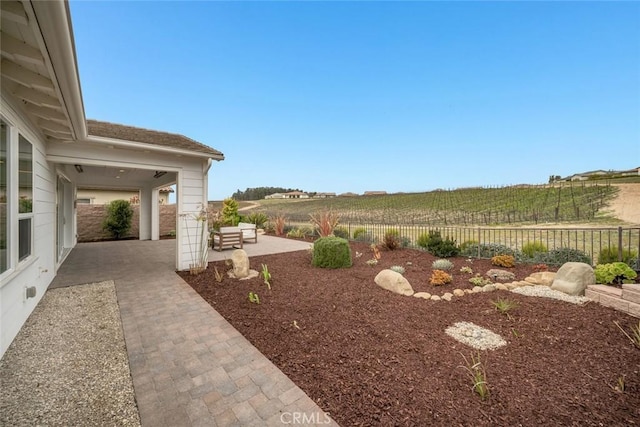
[533,248,592,266]
[598,246,639,266]
[221,198,240,226]
[419,231,459,257]
[459,240,478,252]
[383,228,401,250]
[432,259,454,270]
[460,243,517,258]
[353,227,373,243]
[390,265,405,274]
[333,226,350,239]
[244,212,268,228]
[469,275,492,286]
[312,237,352,269]
[286,228,308,239]
[400,236,412,248]
[102,199,133,239]
[522,241,548,258]
[595,262,638,285]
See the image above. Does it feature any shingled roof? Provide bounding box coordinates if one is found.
[87,120,224,158]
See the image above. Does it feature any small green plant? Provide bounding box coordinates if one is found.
[614,320,640,349]
[432,259,454,271]
[522,241,548,258]
[312,237,352,269]
[610,375,626,393]
[595,262,638,285]
[390,265,405,274]
[533,247,592,266]
[459,266,473,274]
[511,328,522,338]
[382,228,401,250]
[261,264,271,290]
[166,230,176,237]
[213,266,223,283]
[248,292,260,304]
[460,352,489,401]
[244,211,268,228]
[286,228,308,239]
[102,199,134,239]
[492,298,519,319]
[309,209,340,237]
[333,226,350,239]
[491,254,515,268]
[469,274,492,286]
[459,240,478,253]
[366,258,378,266]
[429,269,452,286]
[598,246,638,266]
[353,227,370,242]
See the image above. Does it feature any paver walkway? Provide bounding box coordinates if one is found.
[51,239,336,426]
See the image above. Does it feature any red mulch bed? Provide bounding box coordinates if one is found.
[179,241,640,426]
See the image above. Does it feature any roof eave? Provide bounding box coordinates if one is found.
[85,135,224,161]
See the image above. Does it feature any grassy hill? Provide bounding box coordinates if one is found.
[244,183,619,226]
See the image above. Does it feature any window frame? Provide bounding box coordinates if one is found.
[17,135,34,263]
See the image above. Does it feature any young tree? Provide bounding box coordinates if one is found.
[221,198,240,226]
[103,199,134,239]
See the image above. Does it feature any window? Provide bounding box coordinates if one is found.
[0,122,7,273]
[18,135,33,261]
[0,118,35,276]
[76,198,92,204]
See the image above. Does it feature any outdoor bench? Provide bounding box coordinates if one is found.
[238,222,258,243]
[211,227,243,251]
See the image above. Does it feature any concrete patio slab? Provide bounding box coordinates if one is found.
[208,234,312,262]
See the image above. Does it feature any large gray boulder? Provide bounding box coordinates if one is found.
[551,262,595,296]
[375,269,414,296]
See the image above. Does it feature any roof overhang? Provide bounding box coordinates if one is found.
[1,0,85,142]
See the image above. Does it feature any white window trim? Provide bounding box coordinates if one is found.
[0,117,35,283]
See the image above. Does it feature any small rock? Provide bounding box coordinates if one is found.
[442,292,453,301]
[453,289,465,297]
[430,295,441,301]
[486,269,516,282]
[482,284,497,292]
[495,283,508,291]
[471,286,483,293]
[413,292,432,300]
[464,289,473,294]
[505,283,518,290]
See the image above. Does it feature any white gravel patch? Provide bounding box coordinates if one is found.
[0,281,140,426]
[445,321,507,350]
[511,285,590,305]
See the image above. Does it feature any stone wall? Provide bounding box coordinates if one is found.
[77,204,176,242]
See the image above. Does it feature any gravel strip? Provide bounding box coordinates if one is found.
[0,281,140,426]
[511,285,590,305]
[445,321,507,350]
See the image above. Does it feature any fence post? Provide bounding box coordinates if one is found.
[618,226,623,262]
[477,227,481,259]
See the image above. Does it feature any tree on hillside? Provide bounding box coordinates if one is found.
[231,187,303,200]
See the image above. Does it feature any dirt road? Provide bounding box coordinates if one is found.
[607,183,640,225]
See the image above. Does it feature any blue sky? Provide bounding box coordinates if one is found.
[70,1,640,200]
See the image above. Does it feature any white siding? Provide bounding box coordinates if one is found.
[1,95,58,358]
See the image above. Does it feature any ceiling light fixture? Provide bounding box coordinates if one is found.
[74,164,83,173]
[154,171,167,179]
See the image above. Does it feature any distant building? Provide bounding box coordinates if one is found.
[314,192,336,198]
[339,192,359,197]
[77,187,174,204]
[559,167,640,182]
[264,191,309,199]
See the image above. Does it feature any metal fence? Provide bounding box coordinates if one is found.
[286,218,640,265]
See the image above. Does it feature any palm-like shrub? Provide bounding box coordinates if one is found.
[309,209,340,237]
[382,229,401,250]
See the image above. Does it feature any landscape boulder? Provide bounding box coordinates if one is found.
[230,249,250,279]
[551,262,595,296]
[375,269,414,296]
[486,269,516,282]
[524,272,556,286]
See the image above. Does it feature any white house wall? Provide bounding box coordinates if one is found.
[1,93,58,358]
